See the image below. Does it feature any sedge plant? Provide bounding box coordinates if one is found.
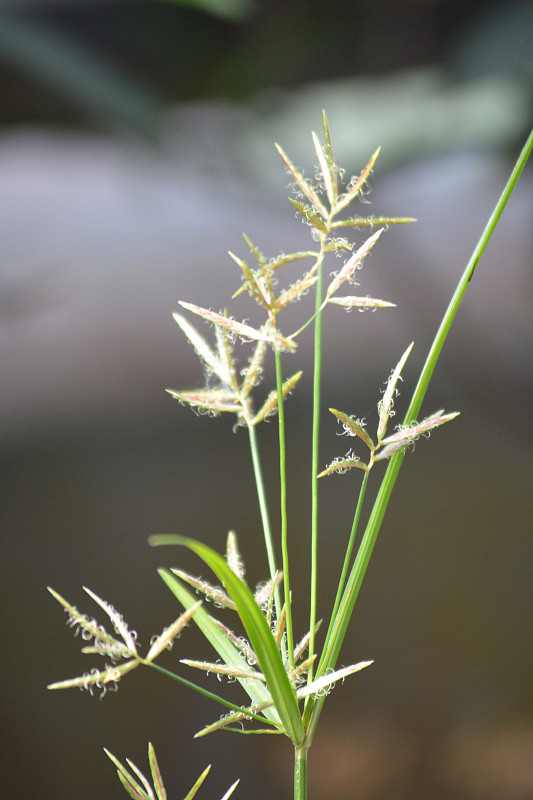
[48,114,533,800]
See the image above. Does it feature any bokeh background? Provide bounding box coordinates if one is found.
[1,1,532,798]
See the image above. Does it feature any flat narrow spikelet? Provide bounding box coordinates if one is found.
[83,587,138,654]
[377,343,414,441]
[324,238,352,255]
[281,371,303,398]
[117,772,146,800]
[288,198,329,233]
[148,744,167,800]
[329,409,375,450]
[172,312,229,385]
[145,601,202,663]
[105,745,168,800]
[274,605,287,648]
[215,325,236,390]
[318,454,368,478]
[291,654,316,681]
[228,250,271,309]
[211,618,258,665]
[105,750,148,800]
[375,410,460,461]
[183,766,211,800]
[325,228,384,301]
[126,760,153,798]
[332,215,416,229]
[242,233,267,268]
[170,569,235,609]
[268,250,319,270]
[296,661,374,700]
[180,302,297,353]
[335,147,381,212]
[241,339,267,397]
[252,387,279,424]
[194,709,256,737]
[47,658,138,693]
[275,142,328,218]
[254,572,282,609]
[312,130,336,206]
[48,587,128,656]
[166,388,241,415]
[274,273,319,311]
[293,621,321,663]
[194,699,280,738]
[220,780,240,800]
[252,371,302,425]
[226,530,246,581]
[327,295,396,311]
[180,659,265,682]
[178,302,267,345]
[322,111,338,199]
[379,410,460,445]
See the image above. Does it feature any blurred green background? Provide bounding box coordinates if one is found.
[1,1,532,799]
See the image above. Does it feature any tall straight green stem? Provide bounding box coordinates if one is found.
[247,423,282,622]
[304,127,532,743]
[326,470,369,635]
[308,253,324,677]
[294,746,308,800]
[275,347,295,668]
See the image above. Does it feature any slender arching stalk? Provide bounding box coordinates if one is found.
[275,346,295,668]
[147,663,272,725]
[325,469,369,634]
[308,247,325,681]
[247,422,283,623]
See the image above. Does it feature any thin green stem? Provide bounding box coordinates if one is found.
[247,422,282,622]
[294,746,308,800]
[303,127,532,743]
[326,469,369,637]
[288,305,322,341]
[146,663,271,725]
[308,252,324,680]
[275,347,295,669]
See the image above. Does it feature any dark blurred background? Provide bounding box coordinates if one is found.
[1,1,532,798]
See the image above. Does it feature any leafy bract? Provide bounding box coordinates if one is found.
[156,569,278,727]
[151,535,305,745]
